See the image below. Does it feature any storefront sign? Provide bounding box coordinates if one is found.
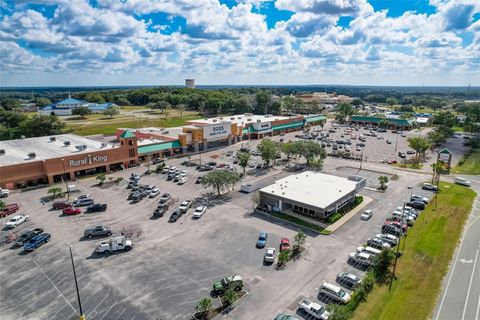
[203,123,231,141]
[253,121,271,131]
[69,155,108,167]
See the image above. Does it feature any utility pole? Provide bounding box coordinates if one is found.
[69,246,85,320]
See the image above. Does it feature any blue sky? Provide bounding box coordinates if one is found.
[0,0,479,86]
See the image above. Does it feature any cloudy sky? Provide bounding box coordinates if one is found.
[0,0,479,87]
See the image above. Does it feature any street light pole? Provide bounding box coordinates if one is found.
[69,246,85,320]
[61,158,70,199]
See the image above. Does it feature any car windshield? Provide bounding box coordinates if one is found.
[338,289,346,297]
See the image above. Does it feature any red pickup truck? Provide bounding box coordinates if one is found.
[0,203,19,218]
[62,207,81,216]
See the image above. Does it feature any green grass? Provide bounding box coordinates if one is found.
[353,182,476,320]
[394,163,423,169]
[66,114,202,136]
[452,125,465,132]
[121,105,148,111]
[270,211,325,233]
[453,148,480,175]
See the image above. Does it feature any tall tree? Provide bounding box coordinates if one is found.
[335,103,354,123]
[407,136,430,157]
[103,105,120,119]
[19,114,65,138]
[257,139,278,167]
[386,97,398,106]
[34,97,52,107]
[202,170,239,196]
[84,93,106,104]
[72,106,91,119]
[255,91,271,115]
[1,98,21,110]
[237,152,251,175]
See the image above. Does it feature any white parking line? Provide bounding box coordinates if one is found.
[9,273,45,297]
[29,256,76,313]
[462,249,479,320]
[98,301,117,320]
[86,293,109,318]
[20,289,52,317]
[113,307,126,320]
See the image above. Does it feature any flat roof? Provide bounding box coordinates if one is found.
[119,127,184,139]
[0,134,117,166]
[260,172,357,209]
[187,114,290,125]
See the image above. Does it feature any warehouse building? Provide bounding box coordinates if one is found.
[258,172,366,220]
[0,132,138,189]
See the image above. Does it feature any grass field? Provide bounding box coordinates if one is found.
[66,111,202,136]
[353,182,476,320]
[452,125,465,132]
[453,148,480,175]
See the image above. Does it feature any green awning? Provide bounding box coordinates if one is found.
[138,140,181,154]
[304,115,327,123]
[272,122,304,131]
[350,116,414,126]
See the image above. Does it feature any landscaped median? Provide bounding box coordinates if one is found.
[351,182,476,320]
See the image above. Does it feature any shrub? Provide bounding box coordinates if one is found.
[115,177,124,184]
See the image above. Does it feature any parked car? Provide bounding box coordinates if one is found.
[159,193,171,203]
[297,298,330,320]
[52,201,71,210]
[375,234,398,246]
[361,209,373,220]
[264,247,276,263]
[356,246,382,256]
[178,177,188,185]
[348,252,375,266]
[386,139,392,144]
[84,225,112,238]
[149,188,161,198]
[74,194,92,201]
[280,238,290,251]
[168,209,183,222]
[195,176,203,184]
[256,232,268,248]
[336,272,363,289]
[319,281,351,304]
[411,195,429,204]
[367,238,391,250]
[0,203,19,217]
[74,198,94,207]
[129,173,140,181]
[192,206,207,218]
[15,228,43,247]
[406,150,415,154]
[212,275,244,294]
[86,203,107,213]
[0,188,10,198]
[422,183,438,191]
[153,204,169,217]
[398,152,406,158]
[274,314,299,320]
[407,201,426,210]
[5,215,29,229]
[24,233,51,251]
[454,177,472,187]
[62,207,81,215]
[179,200,192,212]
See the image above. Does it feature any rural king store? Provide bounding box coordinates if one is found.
[0,133,138,189]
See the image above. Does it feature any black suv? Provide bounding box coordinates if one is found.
[86,203,107,213]
[154,204,169,217]
[15,228,43,247]
[407,201,425,210]
[168,209,183,222]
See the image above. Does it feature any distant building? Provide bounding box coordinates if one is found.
[295,92,353,105]
[185,79,195,89]
[38,96,117,116]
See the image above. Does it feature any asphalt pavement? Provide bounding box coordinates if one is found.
[434,175,480,320]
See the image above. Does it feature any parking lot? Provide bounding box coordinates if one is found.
[0,121,456,320]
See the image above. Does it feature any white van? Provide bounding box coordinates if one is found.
[319,281,351,304]
[356,246,382,256]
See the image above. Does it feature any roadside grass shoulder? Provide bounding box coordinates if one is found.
[453,148,480,175]
[352,182,476,320]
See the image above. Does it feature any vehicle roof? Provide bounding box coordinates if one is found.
[321,281,341,292]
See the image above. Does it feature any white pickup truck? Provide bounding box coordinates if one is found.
[5,215,29,229]
[95,236,133,254]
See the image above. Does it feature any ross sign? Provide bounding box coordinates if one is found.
[203,123,231,141]
[68,154,108,167]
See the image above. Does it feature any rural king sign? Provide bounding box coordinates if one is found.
[69,154,108,167]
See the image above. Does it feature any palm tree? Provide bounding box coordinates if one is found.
[195,298,212,319]
[293,230,307,256]
[47,187,62,198]
[224,290,237,306]
[378,176,389,190]
[0,200,5,211]
[277,250,291,268]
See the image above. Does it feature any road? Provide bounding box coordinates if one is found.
[434,175,480,320]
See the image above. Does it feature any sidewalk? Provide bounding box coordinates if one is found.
[324,196,373,233]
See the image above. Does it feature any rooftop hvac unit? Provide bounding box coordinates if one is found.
[164,130,169,134]
[247,118,252,121]
[64,141,70,146]
[256,119,261,123]
[49,137,56,142]
[75,144,87,151]
[28,152,36,158]
[212,119,218,122]
[230,117,235,120]
[101,142,107,148]
[0,149,5,155]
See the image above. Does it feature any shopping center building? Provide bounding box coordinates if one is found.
[0,132,138,189]
[116,113,326,160]
[1,113,326,189]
